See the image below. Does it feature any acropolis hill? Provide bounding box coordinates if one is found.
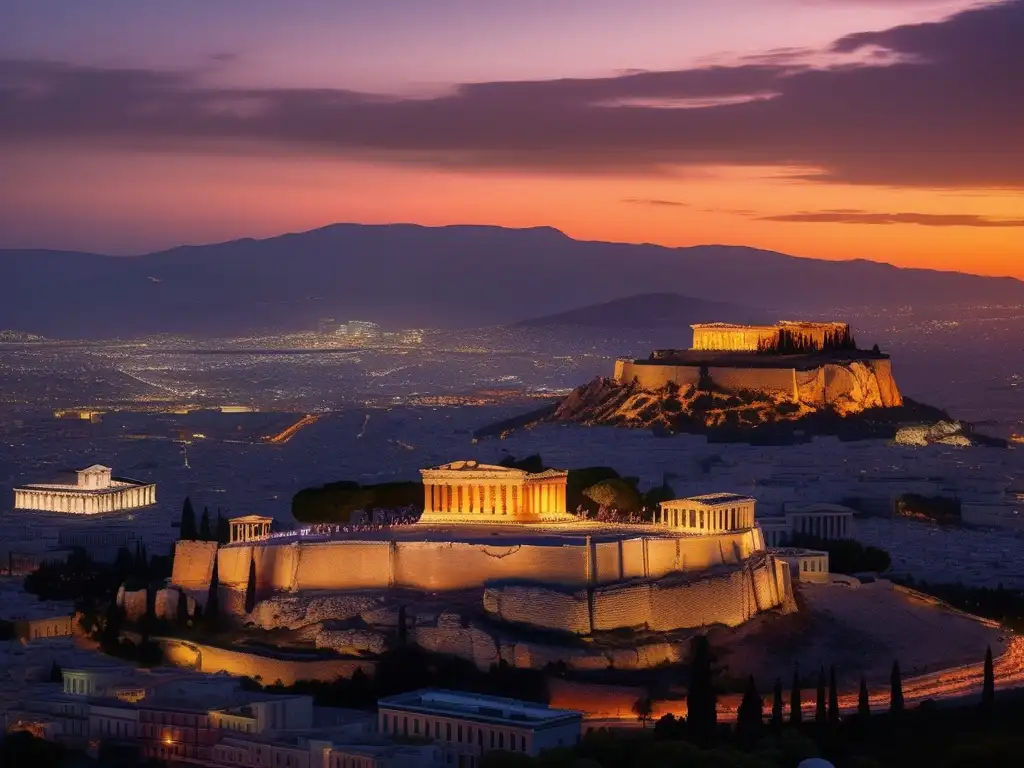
[481,321,936,440]
[168,462,801,671]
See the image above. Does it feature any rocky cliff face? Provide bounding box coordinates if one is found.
[491,357,936,440]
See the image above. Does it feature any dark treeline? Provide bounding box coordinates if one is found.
[480,636,1012,768]
[245,644,549,710]
[894,494,962,525]
[788,534,892,575]
[756,327,859,355]
[895,576,1024,633]
[178,496,230,543]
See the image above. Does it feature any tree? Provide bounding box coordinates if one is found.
[858,674,871,719]
[632,694,654,728]
[686,635,717,746]
[216,513,230,545]
[176,588,189,628]
[180,497,197,541]
[736,675,763,742]
[815,667,827,726]
[396,605,407,647]
[199,507,212,541]
[206,556,220,623]
[244,557,257,614]
[771,678,784,731]
[982,645,995,712]
[889,660,904,716]
[828,666,840,724]
[790,666,803,725]
[49,660,63,683]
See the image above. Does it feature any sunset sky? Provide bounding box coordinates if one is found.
[2,0,1022,277]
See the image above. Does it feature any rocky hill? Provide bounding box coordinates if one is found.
[477,373,951,443]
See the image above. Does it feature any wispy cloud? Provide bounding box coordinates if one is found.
[761,209,1024,227]
[622,197,689,207]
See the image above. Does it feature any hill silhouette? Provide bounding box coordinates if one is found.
[515,292,766,329]
[2,224,1022,338]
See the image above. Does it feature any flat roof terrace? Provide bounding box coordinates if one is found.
[642,349,887,369]
[234,520,737,548]
[379,689,581,728]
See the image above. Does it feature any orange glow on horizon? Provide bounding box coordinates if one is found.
[3,148,1022,280]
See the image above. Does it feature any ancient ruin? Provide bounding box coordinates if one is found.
[13,464,156,514]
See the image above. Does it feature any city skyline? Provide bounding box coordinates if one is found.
[2,0,1023,278]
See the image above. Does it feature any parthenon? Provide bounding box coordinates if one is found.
[418,460,576,524]
[13,464,156,514]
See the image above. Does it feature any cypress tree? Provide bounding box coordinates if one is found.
[396,605,408,647]
[790,666,803,725]
[858,674,870,719]
[199,507,212,541]
[180,497,197,541]
[687,635,717,746]
[49,661,63,683]
[736,675,763,741]
[828,666,840,724]
[176,588,189,628]
[889,661,904,716]
[244,558,257,614]
[771,678,784,731]
[815,666,827,726]
[982,645,995,712]
[216,514,230,545]
[206,556,220,623]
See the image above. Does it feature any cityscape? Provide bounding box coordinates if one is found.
[2,2,1024,768]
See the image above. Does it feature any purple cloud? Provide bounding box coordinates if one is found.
[1,0,1021,188]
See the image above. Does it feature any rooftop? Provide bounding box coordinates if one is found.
[378,689,581,727]
[666,493,755,507]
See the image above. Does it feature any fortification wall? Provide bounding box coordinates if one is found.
[707,366,797,399]
[483,586,592,635]
[294,541,393,591]
[393,542,589,590]
[158,638,374,685]
[170,541,218,592]
[484,555,790,634]
[181,528,764,608]
[614,362,702,389]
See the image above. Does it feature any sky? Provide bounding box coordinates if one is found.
[1,0,1022,277]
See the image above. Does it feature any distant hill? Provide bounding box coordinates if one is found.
[2,224,1023,338]
[515,292,767,329]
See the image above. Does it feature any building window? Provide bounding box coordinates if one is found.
[414,719,420,735]
[382,714,389,732]
[458,725,463,743]
[435,721,440,739]
[498,733,504,749]
[521,735,526,751]
[446,723,452,741]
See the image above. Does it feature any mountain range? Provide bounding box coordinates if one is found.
[516,293,766,329]
[3,224,1022,338]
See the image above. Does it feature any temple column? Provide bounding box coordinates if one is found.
[424,483,432,513]
[500,485,507,515]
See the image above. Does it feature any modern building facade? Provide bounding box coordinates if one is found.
[378,689,582,767]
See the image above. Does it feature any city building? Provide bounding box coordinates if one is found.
[771,548,830,584]
[378,689,582,766]
[759,503,856,547]
[14,464,156,514]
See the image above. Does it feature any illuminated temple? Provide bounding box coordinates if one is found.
[14,464,156,514]
[419,460,575,524]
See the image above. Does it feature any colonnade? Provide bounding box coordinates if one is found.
[659,502,755,534]
[789,513,852,540]
[421,479,568,518]
[229,517,273,543]
[13,484,156,514]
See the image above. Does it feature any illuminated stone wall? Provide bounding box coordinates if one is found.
[158,638,374,685]
[614,359,901,409]
[483,555,790,634]
[172,529,765,610]
[170,540,218,592]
